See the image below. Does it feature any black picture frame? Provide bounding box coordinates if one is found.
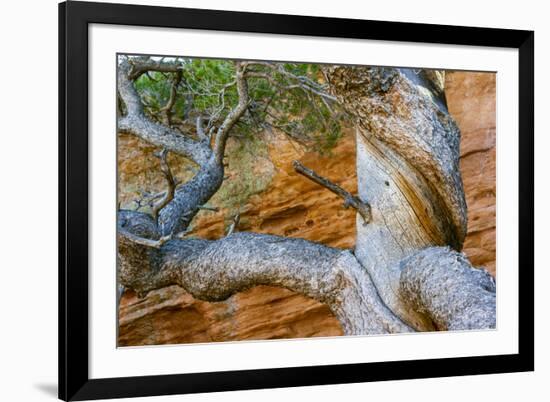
[59,1,534,400]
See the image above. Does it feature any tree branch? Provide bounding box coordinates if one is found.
[293,160,372,224]
[117,58,255,236]
[159,70,183,126]
[399,247,496,330]
[226,212,240,236]
[127,57,184,80]
[245,62,337,102]
[195,115,208,142]
[119,232,412,335]
[213,62,249,163]
[151,149,176,221]
[118,228,172,249]
[117,58,212,166]
[157,158,224,236]
[117,62,497,339]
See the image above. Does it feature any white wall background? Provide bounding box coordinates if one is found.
[0,0,546,401]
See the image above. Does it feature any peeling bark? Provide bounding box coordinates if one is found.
[325,66,493,331]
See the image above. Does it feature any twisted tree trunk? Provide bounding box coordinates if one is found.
[117,60,495,337]
[326,66,494,331]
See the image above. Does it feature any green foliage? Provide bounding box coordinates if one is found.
[131,56,350,154]
[126,55,351,221]
[246,62,350,154]
[133,59,236,121]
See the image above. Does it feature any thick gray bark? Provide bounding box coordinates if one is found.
[117,60,212,166]
[400,247,496,330]
[158,158,224,235]
[118,228,412,335]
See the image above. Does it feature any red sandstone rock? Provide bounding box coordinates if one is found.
[446,72,496,275]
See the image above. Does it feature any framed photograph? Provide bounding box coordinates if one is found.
[59,1,534,400]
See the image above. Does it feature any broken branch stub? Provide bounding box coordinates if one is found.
[292,160,371,224]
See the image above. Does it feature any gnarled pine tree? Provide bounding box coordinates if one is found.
[117,56,495,335]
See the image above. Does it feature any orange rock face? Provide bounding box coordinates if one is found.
[446,72,497,275]
[119,285,342,345]
[188,129,357,248]
[118,70,496,346]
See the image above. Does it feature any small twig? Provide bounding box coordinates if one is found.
[159,71,182,126]
[226,212,241,236]
[132,198,148,212]
[292,160,372,224]
[213,62,249,163]
[145,71,157,82]
[196,115,208,141]
[151,149,176,221]
[198,205,219,212]
[119,226,192,249]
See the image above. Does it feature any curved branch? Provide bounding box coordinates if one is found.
[195,116,208,141]
[118,228,172,249]
[117,58,212,166]
[152,62,251,235]
[151,149,176,221]
[245,62,337,102]
[213,61,249,163]
[326,66,467,249]
[399,247,496,330]
[118,58,227,234]
[127,57,184,80]
[119,231,412,335]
